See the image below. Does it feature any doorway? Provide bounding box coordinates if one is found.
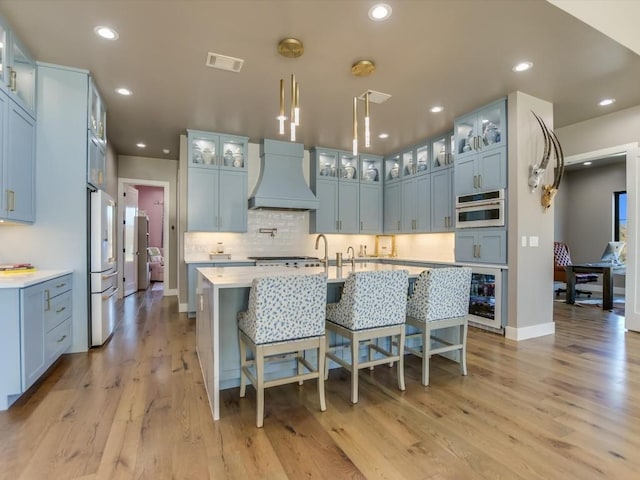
[117,178,171,298]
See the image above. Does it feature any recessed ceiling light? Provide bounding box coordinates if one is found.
[583,161,592,166]
[512,61,533,72]
[136,143,146,148]
[598,98,616,107]
[94,26,119,40]
[430,105,444,113]
[162,148,170,154]
[115,87,132,96]
[369,3,392,21]
[378,133,389,139]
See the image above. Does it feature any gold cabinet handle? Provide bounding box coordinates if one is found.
[6,190,15,212]
[9,68,17,92]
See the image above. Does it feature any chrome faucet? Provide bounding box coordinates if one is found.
[346,246,356,268]
[315,234,328,268]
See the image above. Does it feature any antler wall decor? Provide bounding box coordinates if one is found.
[528,111,565,210]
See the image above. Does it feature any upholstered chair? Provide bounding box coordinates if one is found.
[406,267,472,386]
[237,273,327,427]
[325,269,409,404]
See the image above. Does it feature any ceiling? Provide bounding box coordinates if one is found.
[1,0,639,160]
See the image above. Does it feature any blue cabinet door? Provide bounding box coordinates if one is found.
[219,169,247,232]
[5,98,35,223]
[455,228,506,264]
[313,178,339,233]
[187,167,219,231]
[416,173,432,232]
[431,168,452,232]
[401,177,417,232]
[359,182,382,233]
[454,154,476,196]
[477,147,507,192]
[384,181,402,233]
[338,180,359,233]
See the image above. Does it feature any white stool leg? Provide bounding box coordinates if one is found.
[325,333,330,381]
[397,328,406,391]
[256,346,265,428]
[351,335,359,404]
[422,326,430,386]
[239,335,247,398]
[460,321,468,376]
[298,350,304,385]
[318,338,327,412]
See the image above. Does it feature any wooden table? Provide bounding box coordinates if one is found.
[565,263,625,310]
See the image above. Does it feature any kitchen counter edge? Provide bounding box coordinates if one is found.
[0,269,74,289]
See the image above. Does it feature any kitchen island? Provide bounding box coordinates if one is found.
[195,263,427,420]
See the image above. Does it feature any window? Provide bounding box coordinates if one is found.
[614,191,627,262]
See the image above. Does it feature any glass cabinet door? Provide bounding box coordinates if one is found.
[340,152,358,181]
[190,134,218,167]
[220,136,246,169]
[416,143,430,174]
[9,35,35,111]
[402,149,415,176]
[384,154,401,182]
[431,132,454,169]
[0,22,7,86]
[478,101,505,150]
[317,150,339,178]
[360,154,381,183]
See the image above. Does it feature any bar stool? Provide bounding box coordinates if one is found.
[405,267,472,386]
[237,273,327,427]
[325,269,409,404]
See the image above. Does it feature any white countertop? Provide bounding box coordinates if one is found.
[0,269,73,288]
[198,263,429,288]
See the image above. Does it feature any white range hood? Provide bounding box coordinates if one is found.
[248,139,319,211]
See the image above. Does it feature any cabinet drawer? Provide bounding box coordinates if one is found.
[43,274,72,299]
[45,290,72,332]
[45,318,71,366]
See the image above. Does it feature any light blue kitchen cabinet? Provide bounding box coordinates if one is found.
[0,16,36,116]
[383,180,402,233]
[187,166,247,232]
[455,228,507,264]
[310,148,360,234]
[431,166,454,232]
[359,154,383,233]
[431,131,454,171]
[0,88,35,223]
[187,129,248,170]
[186,130,248,233]
[88,133,106,190]
[454,146,507,196]
[454,98,506,161]
[0,273,73,410]
[401,174,431,233]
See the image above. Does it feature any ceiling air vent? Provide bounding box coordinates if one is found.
[205,52,244,73]
[358,90,392,104]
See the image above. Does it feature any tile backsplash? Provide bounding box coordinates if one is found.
[184,210,454,262]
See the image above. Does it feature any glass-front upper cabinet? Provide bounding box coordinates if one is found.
[454,98,506,160]
[10,36,35,111]
[314,149,339,178]
[359,154,382,183]
[187,130,248,170]
[402,149,415,176]
[340,152,358,181]
[88,78,106,142]
[431,131,454,170]
[384,153,401,183]
[415,142,430,174]
[0,20,7,87]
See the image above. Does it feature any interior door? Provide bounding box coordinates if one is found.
[123,185,138,296]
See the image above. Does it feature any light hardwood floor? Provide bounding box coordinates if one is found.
[1,290,639,479]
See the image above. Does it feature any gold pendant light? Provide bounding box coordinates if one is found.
[277,38,303,142]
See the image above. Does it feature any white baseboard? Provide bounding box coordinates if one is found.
[505,322,555,341]
[163,288,178,296]
[178,303,187,313]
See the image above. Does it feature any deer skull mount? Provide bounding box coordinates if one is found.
[529,112,564,210]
